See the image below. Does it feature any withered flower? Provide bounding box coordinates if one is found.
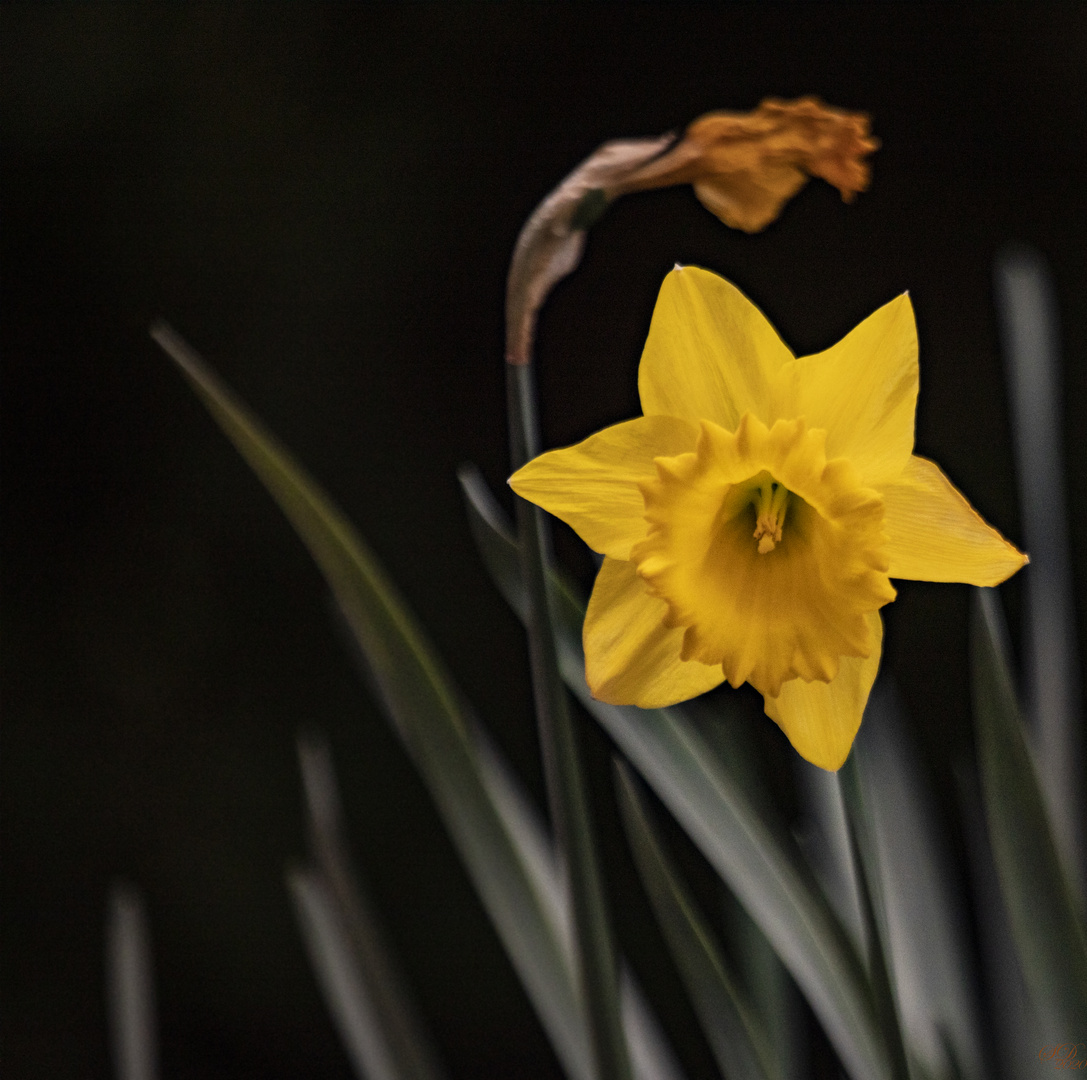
[615,97,879,233]
[505,98,877,364]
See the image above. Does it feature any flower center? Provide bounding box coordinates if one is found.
[631,413,896,698]
[745,472,790,554]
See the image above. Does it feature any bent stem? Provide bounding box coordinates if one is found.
[507,360,631,1080]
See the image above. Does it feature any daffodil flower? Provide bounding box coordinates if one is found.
[510,266,1027,769]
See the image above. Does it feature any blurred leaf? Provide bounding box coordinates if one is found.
[836,757,911,1080]
[615,759,779,1080]
[153,325,683,1080]
[508,358,631,1080]
[289,869,431,1080]
[471,720,686,1080]
[459,465,893,1080]
[294,735,446,1080]
[694,704,805,1079]
[850,687,986,1080]
[153,324,584,1078]
[955,762,1043,1078]
[995,247,1085,902]
[106,882,159,1080]
[970,588,1087,1034]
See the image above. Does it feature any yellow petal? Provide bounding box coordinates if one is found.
[584,557,725,707]
[638,266,793,430]
[774,293,918,486]
[882,455,1028,584]
[509,415,698,559]
[763,610,883,771]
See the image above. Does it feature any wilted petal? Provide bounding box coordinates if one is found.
[882,456,1028,584]
[618,97,878,233]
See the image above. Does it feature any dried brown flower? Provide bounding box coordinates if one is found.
[615,97,879,232]
[505,98,878,363]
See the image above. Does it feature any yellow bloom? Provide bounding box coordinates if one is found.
[510,267,1027,770]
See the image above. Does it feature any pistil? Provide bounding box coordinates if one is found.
[752,478,790,553]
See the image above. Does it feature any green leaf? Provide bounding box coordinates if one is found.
[995,248,1086,901]
[835,756,910,1080]
[293,734,447,1080]
[288,868,435,1080]
[970,588,1087,1035]
[106,883,159,1080]
[850,688,986,1079]
[507,361,632,1080]
[152,325,682,1080]
[152,325,587,1077]
[459,466,893,1080]
[615,759,779,1080]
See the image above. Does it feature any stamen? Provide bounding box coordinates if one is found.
[751,477,790,554]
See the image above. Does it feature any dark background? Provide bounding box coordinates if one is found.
[3,6,1085,1079]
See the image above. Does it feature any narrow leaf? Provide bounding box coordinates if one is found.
[995,247,1085,901]
[508,358,631,1080]
[850,686,986,1079]
[296,734,446,1080]
[106,883,159,1080]
[970,588,1087,1035]
[615,759,779,1080]
[152,325,584,1079]
[836,756,911,1080]
[471,720,686,1080]
[459,466,891,1080]
[290,869,420,1080]
[153,326,683,1080]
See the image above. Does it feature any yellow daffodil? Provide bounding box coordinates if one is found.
[510,267,1027,770]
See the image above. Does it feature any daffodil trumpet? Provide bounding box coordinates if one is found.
[510,266,1027,770]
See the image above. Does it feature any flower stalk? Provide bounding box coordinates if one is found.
[503,99,886,1078]
[507,354,632,1080]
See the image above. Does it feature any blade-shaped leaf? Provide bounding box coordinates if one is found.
[835,756,911,1080]
[295,734,447,1080]
[290,868,427,1080]
[970,588,1087,1036]
[153,324,583,1078]
[956,762,1042,1080]
[459,465,892,1080]
[152,325,683,1080]
[508,357,632,1080]
[615,758,779,1080]
[470,719,686,1080]
[851,686,987,1080]
[106,882,159,1080]
[693,704,805,1079]
[995,248,1085,902]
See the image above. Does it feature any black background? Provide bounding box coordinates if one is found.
[3,6,1085,1079]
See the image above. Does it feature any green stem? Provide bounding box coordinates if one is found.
[507,360,631,1080]
[838,753,911,1080]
